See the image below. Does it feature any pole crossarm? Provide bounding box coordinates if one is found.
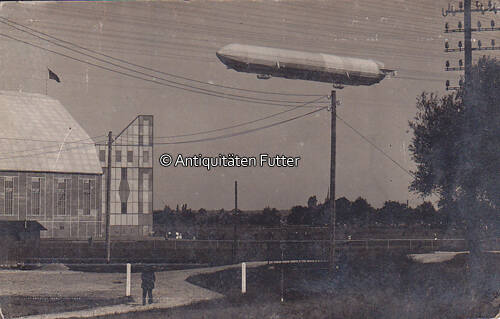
[445,66,465,71]
[446,27,500,32]
[446,46,500,52]
[442,4,498,16]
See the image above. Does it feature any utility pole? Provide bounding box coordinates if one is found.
[464,0,473,95]
[105,131,113,264]
[443,0,499,92]
[329,90,337,273]
[442,0,499,269]
[232,180,238,264]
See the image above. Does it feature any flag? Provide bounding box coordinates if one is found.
[48,69,60,83]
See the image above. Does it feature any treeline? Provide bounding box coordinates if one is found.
[287,196,444,227]
[153,196,449,229]
[153,204,281,228]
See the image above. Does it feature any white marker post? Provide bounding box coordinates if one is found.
[126,263,131,297]
[241,262,246,294]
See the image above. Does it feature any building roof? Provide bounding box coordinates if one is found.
[0,91,102,174]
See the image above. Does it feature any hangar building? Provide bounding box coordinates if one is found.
[0,91,103,239]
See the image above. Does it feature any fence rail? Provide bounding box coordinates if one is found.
[4,237,498,266]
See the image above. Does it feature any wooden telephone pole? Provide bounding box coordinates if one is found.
[329,91,337,272]
[444,0,499,93]
[232,180,238,264]
[105,131,113,263]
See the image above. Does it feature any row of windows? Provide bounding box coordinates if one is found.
[0,177,95,216]
[98,150,150,163]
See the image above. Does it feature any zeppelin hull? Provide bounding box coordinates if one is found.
[216,44,390,86]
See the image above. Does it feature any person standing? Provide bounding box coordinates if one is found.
[141,266,155,305]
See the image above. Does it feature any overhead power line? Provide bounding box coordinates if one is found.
[0,19,319,106]
[335,114,413,177]
[0,135,107,157]
[0,134,105,144]
[155,95,329,139]
[0,32,319,109]
[0,139,106,160]
[0,17,323,98]
[153,106,327,145]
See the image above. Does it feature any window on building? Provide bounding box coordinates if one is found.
[56,180,68,216]
[115,150,122,162]
[83,180,91,215]
[121,168,127,179]
[5,178,13,216]
[127,151,133,163]
[99,150,106,162]
[31,178,41,216]
[143,151,149,163]
[0,177,4,215]
[121,202,127,214]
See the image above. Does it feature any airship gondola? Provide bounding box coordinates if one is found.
[216,44,395,86]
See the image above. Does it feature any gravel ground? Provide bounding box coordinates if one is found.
[0,262,267,318]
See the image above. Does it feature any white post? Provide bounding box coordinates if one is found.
[241,262,246,294]
[126,263,131,297]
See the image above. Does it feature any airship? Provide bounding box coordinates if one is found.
[216,43,395,87]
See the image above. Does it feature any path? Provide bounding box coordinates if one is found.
[3,261,274,319]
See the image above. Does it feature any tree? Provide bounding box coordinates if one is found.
[350,197,374,226]
[307,195,318,208]
[335,197,352,225]
[414,201,437,226]
[286,205,308,225]
[409,57,500,281]
[249,207,281,226]
[378,201,408,226]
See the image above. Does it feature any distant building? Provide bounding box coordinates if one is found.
[0,91,103,239]
[95,115,153,238]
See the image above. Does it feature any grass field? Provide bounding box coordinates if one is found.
[89,252,500,319]
[0,296,130,318]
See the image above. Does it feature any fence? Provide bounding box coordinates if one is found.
[15,237,499,265]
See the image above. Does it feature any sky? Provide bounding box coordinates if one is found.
[0,0,498,211]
